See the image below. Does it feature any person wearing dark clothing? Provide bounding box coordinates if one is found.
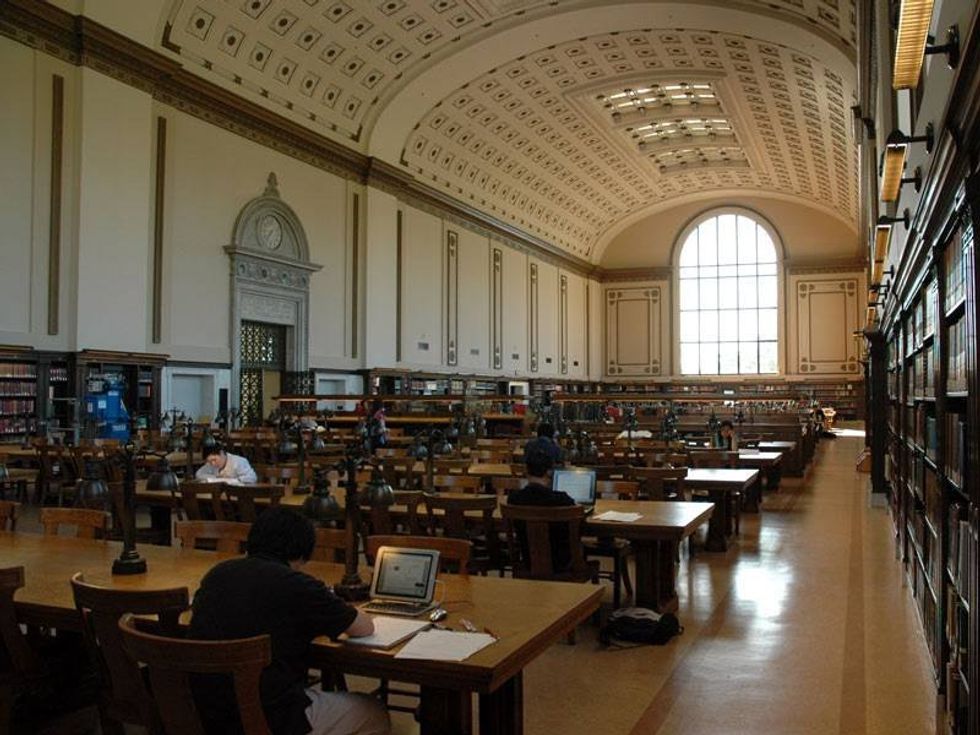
[713,419,738,451]
[524,425,563,465]
[189,507,389,735]
[508,440,575,573]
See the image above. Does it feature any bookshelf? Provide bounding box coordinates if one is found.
[0,348,75,442]
[881,194,978,734]
[75,351,166,433]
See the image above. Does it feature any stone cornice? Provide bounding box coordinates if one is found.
[596,267,673,283]
[784,258,867,275]
[0,0,597,279]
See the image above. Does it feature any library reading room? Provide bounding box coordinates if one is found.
[0,1,978,734]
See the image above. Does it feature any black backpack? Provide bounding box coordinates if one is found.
[599,607,683,647]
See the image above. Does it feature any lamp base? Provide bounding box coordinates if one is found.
[112,552,147,575]
[334,576,370,602]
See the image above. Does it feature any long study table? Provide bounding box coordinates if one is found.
[683,468,759,551]
[2,530,600,735]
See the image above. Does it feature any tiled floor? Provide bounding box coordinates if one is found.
[16,428,938,734]
[391,429,936,735]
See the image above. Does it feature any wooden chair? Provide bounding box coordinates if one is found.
[366,535,472,576]
[312,527,347,563]
[582,481,640,608]
[223,484,284,523]
[431,474,482,494]
[39,507,110,539]
[423,494,501,575]
[118,614,272,735]
[174,520,251,553]
[71,574,189,735]
[689,450,737,469]
[500,503,596,583]
[35,443,71,506]
[361,489,424,536]
[179,481,226,521]
[489,476,524,498]
[0,566,40,732]
[430,459,471,476]
[596,480,640,500]
[0,501,17,531]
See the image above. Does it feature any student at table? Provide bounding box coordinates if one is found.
[190,507,389,735]
[713,420,739,451]
[524,423,562,465]
[195,444,258,484]
[509,440,575,572]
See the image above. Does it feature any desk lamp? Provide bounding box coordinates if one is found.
[112,440,147,575]
[76,456,109,509]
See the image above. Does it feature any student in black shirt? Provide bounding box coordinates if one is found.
[189,507,389,735]
[508,438,575,572]
[524,423,563,465]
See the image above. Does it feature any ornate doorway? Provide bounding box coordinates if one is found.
[227,174,321,421]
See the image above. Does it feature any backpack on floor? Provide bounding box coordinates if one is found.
[599,607,683,647]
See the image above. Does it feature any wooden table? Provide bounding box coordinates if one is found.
[734,451,783,510]
[683,469,759,551]
[584,500,713,612]
[2,531,600,735]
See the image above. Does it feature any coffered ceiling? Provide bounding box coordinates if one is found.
[161,0,859,264]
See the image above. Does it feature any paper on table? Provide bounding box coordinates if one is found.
[592,511,642,523]
[343,616,431,649]
[394,629,496,661]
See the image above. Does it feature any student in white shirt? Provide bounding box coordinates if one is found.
[196,445,258,484]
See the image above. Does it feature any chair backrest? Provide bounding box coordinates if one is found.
[366,535,472,575]
[423,493,497,540]
[174,520,251,553]
[311,527,347,563]
[689,450,736,469]
[71,574,189,729]
[180,482,226,521]
[223,484,284,523]
[596,480,640,500]
[118,614,272,735]
[0,566,42,687]
[39,507,110,539]
[500,503,590,581]
[431,474,482,493]
[489,477,524,497]
[361,489,424,536]
[0,500,18,531]
[431,459,470,475]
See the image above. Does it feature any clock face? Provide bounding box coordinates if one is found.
[257,214,283,251]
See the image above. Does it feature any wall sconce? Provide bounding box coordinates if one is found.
[865,306,878,328]
[878,210,910,231]
[893,0,960,89]
[879,125,933,203]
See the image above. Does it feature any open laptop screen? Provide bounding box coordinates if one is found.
[371,548,439,602]
[553,468,597,506]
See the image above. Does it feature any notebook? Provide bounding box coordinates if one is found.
[553,468,597,513]
[360,546,440,617]
[343,615,431,649]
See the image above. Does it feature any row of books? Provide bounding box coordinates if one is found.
[0,417,31,435]
[945,414,966,488]
[913,282,938,343]
[947,316,969,393]
[0,381,37,397]
[0,399,35,415]
[945,227,967,312]
[0,362,37,379]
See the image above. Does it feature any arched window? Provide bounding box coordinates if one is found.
[677,212,780,375]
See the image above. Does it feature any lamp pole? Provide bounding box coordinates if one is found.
[333,443,370,601]
[112,440,147,575]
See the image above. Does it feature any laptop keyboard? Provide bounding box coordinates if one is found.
[361,600,433,616]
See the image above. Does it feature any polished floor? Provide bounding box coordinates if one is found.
[389,429,937,734]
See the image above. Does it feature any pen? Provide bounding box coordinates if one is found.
[459,618,477,632]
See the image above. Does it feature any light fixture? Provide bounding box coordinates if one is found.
[893,0,960,89]
[880,126,931,202]
[878,210,911,231]
[866,306,877,328]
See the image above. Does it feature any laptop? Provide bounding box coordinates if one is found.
[360,546,441,617]
[553,468,597,514]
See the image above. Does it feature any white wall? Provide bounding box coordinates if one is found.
[161,365,231,424]
[75,69,153,352]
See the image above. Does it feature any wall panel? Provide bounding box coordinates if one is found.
[501,246,528,375]
[605,284,666,377]
[534,260,559,376]
[789,274,862,375]
[455,228,490,371]
[399,207,443,366]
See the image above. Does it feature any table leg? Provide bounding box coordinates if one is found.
[704,488,729,552]
[767,464,782,491]
[632,541,680,612]
[742,475,762,513]
[419,687,473,735]
[479,672,523,735]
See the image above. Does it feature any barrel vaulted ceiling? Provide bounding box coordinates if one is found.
[161,0,859,264]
